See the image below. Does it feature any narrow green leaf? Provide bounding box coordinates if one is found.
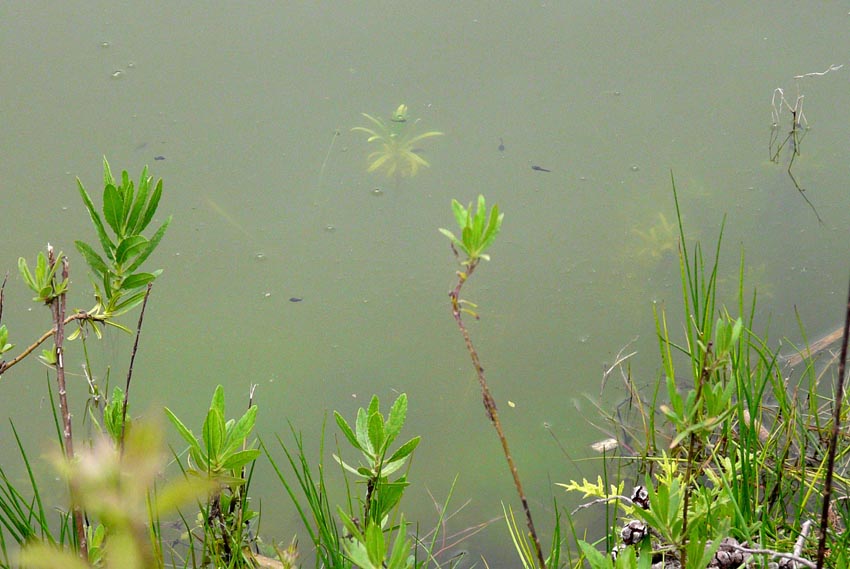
[368,411,385,457]
[103,183,123,236]
[107,289,148,317]
[102,156,115,186]
[338,507,364,542]
[333,454,366,477]
[379,455,409,477]
[473,194,486,237]
[461,226,474,255]
[335,411,363,452]
[365,522,385,568]
[128,171,150,234]
[210,385,225,415]
[121,176,136,229]
[480,204,503,251]
[220,448,261,471]
[77,177,115,260]
[126,215,171,273]
[387,518,412,569]
[356,407,374,456]
[37,285,53,301]
[119,272,156,291]
[74,240,109,275]
[115,235,148,266]
[138,178,163,232]
[189,446,209,470]
[578,541,612,569]
[35,251,47,284]
[164,408,203,456]
[384,393,407,446]
[17,257,36,292]
[367,394,380,416]
[202,407,226,462]
[386,436,420,464]
[450,199,467,230]
[222,405,258,456]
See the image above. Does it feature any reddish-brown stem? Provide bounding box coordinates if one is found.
[449,259,547,569]
[119,283,153,450]
[47,249,87,559]
[0,272,7,323]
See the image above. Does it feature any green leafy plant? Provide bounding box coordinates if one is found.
[165,385,261,567]
[75,157,171,323]
[333,393,420,525]
[0,325,13,358]
[165,385,260,479]
[441,196,552,569]
[352,104,443,180]
[439,195,503,264]
[264,424,351,569]
[18,251,69,304]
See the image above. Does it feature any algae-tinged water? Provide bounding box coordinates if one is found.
[2,4,850,566]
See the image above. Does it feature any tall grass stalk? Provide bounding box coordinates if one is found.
[263,425,349,569]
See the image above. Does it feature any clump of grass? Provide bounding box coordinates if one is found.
[560,176,850,568]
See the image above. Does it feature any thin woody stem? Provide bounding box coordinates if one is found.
[120,282,153,450]
[449,258,547,569]
[48,248,87,559]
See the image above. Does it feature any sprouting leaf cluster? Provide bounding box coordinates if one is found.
[165,384,260,482]
[334,393,420,525]
[18,250,68,303]
[0,325,12,356]
[75,157,171,320]
[439,195,503,263]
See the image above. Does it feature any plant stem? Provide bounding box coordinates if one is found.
[815,275,850,569]
[48,248,87,559]
[119,283,153,450]
[0,312,105,376]
[0,272,7,323]
[449,260,547,569]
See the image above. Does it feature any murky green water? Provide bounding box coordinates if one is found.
[3,4,850,566]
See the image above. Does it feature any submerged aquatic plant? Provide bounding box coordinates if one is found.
[352,104,443,179]
[631,212,677,261]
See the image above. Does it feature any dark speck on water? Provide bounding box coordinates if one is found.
[154,155,166,161]
[531,165,551,172]
[498,137,505,153]
[289,297,303,303]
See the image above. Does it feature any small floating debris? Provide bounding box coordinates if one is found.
[289,297,303,303]
[590,438,618,453]
[531,165,551,172]
[507,400,516,408]
[630,164,640,172]
[154,155,166,161]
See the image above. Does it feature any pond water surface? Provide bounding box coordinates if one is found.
[3,4,850,567]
